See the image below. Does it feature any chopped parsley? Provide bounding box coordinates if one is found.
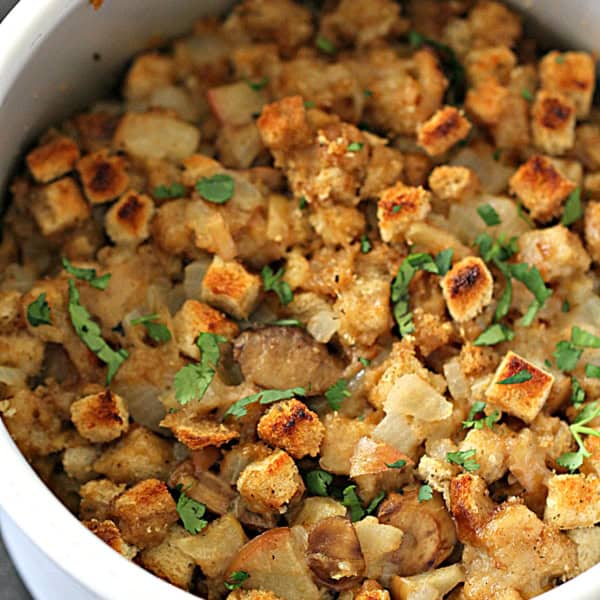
[477,204,501,226]
[385,459,407,469]
[462,401,500,430]
[494,278,512,321]
[360,234,372,254]
[366,491,385,515]
[223,387,306,419]
[347,142,364,152]
[196,173,235,204]
[342,485,365,522]
[562,188,583,226]
[67,279,128,384]
[571,326,600,348]
[554,341,583,372]
[473,323,514,347]
[304,100,316,109]
[174,333,226,405]
[585,364,600,378]
[447,449,479,472]
[358,357,371,368]
[517,200,534,228]
[130,314,172,344]
[509,263,552,325]
[62,257,111,290]
[557,401,600,472]
[305,469,333,496]
[434,248,454,276]
[27,293,51,327]
[521,88,534,102]
[325,378,351,411]
[224,571,250,591]
[418,484,433,502]
[474,232,518,263]
[261,265,293,305]
[556,55,566,64]
[299,196,308,209]
[176,492,207,535]
[153,182,186,199]
[571,377,586,406]
[269,319,303,327]
[245,77,269,91]
[562,300,571,313]
[498,369,532,384]
[315,35,336,55]
[492,149,502,162]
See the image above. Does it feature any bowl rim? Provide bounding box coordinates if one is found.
[0,1,599,599]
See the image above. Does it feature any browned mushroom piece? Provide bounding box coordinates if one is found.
[234,326,344,395]
[306,516,366,590]
[377,489,457,576]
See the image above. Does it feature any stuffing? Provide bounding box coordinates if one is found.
[567,527,600,577]
[0,333,45,376]
[105,190,155,246]
[531,90,576,155]
[26,135,80,183]
[30,177,90,235]
[509,155,576,222]
[123,52,175,102]
[361,145,405,198]
[77,150,129,205]
[584,201,600,263]
[201,255,262,319]
[390,564,465,600]
[112,478,179,548]
[465,46,516,87]
[160,411,239,450]
[62,445,101,483]
[83,519,137,560]
[353,580,391,600]
[257,399,325,459]
[308,205,365,247]
[468,1,522,48]
[70,389,129,444]
[485,351,553,423]
[227,591,283,600]
[236,449,305,514]
[417,106,471,157]
[411,308,453,357]
[428,165,481,203]
[377,182,431,243]
[79,479,126,521]
[458,428,508,484]
[441,256,494,322]
[544,474,600,529]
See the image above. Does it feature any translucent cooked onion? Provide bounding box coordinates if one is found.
[0,366,26,388]
[307,310,340,343]
[183,256,212,299]
[443,357,469,401]
[385,374,452,422]
[113,383,165,432]
[450,145,514,194]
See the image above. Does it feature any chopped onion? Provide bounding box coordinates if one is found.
[307,310,340,343]
[113,383,165,432]
[384,374,452,422]
[183,256,212,300]
[443,357,469,401]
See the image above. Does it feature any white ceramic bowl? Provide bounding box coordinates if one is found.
[0,1,599,598]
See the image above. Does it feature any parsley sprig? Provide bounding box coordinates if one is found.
[342,485,384,522]
[462,401,500,430]
[553,327,600,373]
[305,469,333,496]
[62,257,111,290]
[223,387,306,419]
[447,449,479,472]
[224,571,250,591]
[176,491,208,535]
[153,182,186,200]
[196,174,235,204]
[324,378,351,411]
[130,314,172,344]
[27,293,51,327]
[418,484,433,502]
[498,368,532,385]
[262,265,293,306]
[557,402,600,472]
[562,188,583,226]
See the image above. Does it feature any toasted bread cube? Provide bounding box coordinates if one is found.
[160,412,239,450]
[113,110,200,161]
[458,428,508,483]
[227,591,283,600]
[576,124,600,170]
[79,479,126,521]
[83,519,137,560]
[567,527,600,577]
[354,580,391,600]
[105,190,155,245]
[417,107,471,156]
[30,177,90,235]
[485,351,553,423]
[428,166,481,203]
[531,91,576,155]
[257,399,325,459]
[585,201,600,263]
[139,525,195,590]
[540,51,596,119]
[26,136,80,183]
[93,426,174,484]
[62,445,100,483]
[173,300,239,360]
[518,224,591,282]
[71,389,129,444]
[468,1,522,48]
[466,46,516,87]
[377,182,431,243]
[0,333,45,377]
[123,52,175,102]
[441,256,493,322]
[509,155,576,222]
[236,449,305,513]
[77,150,129,204]
[201,256,261,319]
[257,95,313,153]
[545,474,600,529]
[175,513,247,578]
[465,79,510,127]
[112,478,178,548]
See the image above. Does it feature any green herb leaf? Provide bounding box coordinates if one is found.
[363,89,373,97]
[130,314,172,344]
[360,234,372,254]
[299,196,308,209]
[262,265,293,305]
[62,257,111,290]
[153,182,186,199]
[224,571,250,591]
[554,341,583,372]
[447,449,479,472]
[27,293,51,327]
[68,280,128,384]
[304,100,315,109]
[174,332,227,405]
[342,485,365,522]
[245,77,269,91]
[316,35,336,55]
[224,386,306,419]
[498,369,532,384]
[517,200,534,228]
[366,491,385,515]
[385,459,407,469]
[556,55,566,64]
[347,142,364,152]
[477,204,501,226]
[585,364,600,378]
[434,248,454,276]
[509,263,552,306]
[269,319,303,327]
[562,300,571,313]
[462,401,500,430]
[572,326,600,348]
[521,88,534,102]
[418,484,433,502]
[492,149,502,162]
[473,323,514,346]
[544,359,553,369]
[325,378,351,411]
[571,377,586,406]
[557,402,600,472]
[562,188,583,226]
[557,451,584,472]
[306,470,333,496]
[495,277,513,322]
[196,173,235,204]
[176,492,207,535]
[358,357,371,368]
[475,232,518,263]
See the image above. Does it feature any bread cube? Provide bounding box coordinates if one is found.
[30,177,90,235]
[139,525,195,590]
[105,190,155,245]
[113,109,200,161]
[428,166,480,203]
[112,478,178,548]
[417,106,471,156]
[308,205,365,246]
[257,95,313,153]
[123,52,175,102]
[485,351,553,423]
[93,426,174,484]
[377,182,431,243]
[71,389,129,443]
[540,51,596,119]
[466,46,516,87]
[465,79,510,127]
[468,1,522,48]
[518,224,591,282]
[0,333,45,377]
[62,445,100,483]
[585,201,600,263]
[509,154,576,222]
[77,150,129,204]
[160,412,239,450]
[440,256,493,322]
[201,256,261,319]
[173,299,239,360]
[567,527,600,577]
[531,91,576,155]
[26,136,80,183]
[545,474,600,529]
[236,449,305,513]
[257,399,325,459]
[83,519,137,559]
[458,428,508,483]
[79,479,126,521]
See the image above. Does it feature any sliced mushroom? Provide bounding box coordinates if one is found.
[307,516,366,590]
[234,326,343,395]
[377,489,457,576]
